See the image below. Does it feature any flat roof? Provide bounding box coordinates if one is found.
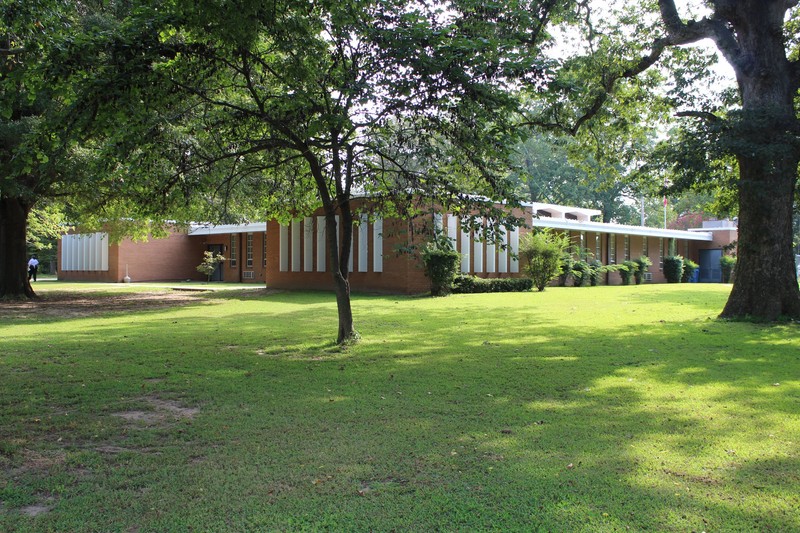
[188,223,267,236]
[531,217,714,241]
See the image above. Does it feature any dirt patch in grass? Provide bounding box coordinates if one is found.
[112,396,200,428]
[0,291,202,319]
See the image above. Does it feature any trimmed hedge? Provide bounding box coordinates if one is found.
[452,275,533,293]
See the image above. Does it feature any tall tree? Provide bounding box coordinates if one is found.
[536,0,800,320]
[66,0,561,343]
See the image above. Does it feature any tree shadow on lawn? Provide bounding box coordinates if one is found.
[2,290,799,530]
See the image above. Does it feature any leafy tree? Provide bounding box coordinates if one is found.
[64,0,562,343]
[536,0,800,320]
[26,201,69,272]
[519,228,570,291]
[420,233,461,297]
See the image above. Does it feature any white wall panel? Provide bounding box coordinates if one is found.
[304,217,314,272]
[279,224,289,272]
[460,222,471,273]
[291,220,301,272]
[446,215,457,247]
[316,216,326,272]
[358,214,368,272]
[510,227,520,273]
[498,230,508,274]
[486,241,496,273]
[373,218,383,272]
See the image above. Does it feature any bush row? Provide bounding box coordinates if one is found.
[452,275,534,293]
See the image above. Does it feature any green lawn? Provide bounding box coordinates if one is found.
[1,283,798,531]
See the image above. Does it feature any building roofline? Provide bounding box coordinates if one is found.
[531,217,714,241]
[188,222,267,236]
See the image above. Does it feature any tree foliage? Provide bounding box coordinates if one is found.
[529,0,800,320]
[58,0,568,342]
[519,228,570,291]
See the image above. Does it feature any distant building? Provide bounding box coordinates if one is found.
[58,202,737,292]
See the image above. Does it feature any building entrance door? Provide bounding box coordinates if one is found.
[698,249,722,283]
[208,244,224,281]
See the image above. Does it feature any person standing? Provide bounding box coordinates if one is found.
[28,255,39,282]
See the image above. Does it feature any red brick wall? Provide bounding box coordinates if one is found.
[58,230,208,282]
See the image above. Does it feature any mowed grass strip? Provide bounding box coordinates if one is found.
[0,283,798,531]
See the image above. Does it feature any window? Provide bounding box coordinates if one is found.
[595,234,601,262]
[659,238,664,270]
[608,234,617,264]
[624,235,630,260]
[263,233,267,267]
[580,231,586,253]
[230,235,237,266]
[246,233,254,267]
[643,236,649,259]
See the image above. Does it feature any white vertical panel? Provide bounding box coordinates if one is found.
[86,233,94,270]
[93,233,102,270]
[347,228,358,272]
[100,233,109,271]
[498,230,508,274]
[460,222,471,273]
[291,219,301,272]
[79,235,87,271]
[446,215,457,247]
[75,235,82,270]
[510,227,520,273]
[486,241,496,273]
[373,218,383,273]
[85,235,92,270]
[61,235,69,271]
[279,224,289,272]
[473,232,484,273]
[304,217,314,272]
[358,214,368,272]
[316,216,326,272]
[74,235,81,271]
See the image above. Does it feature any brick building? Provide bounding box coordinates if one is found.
[57,202,737,292]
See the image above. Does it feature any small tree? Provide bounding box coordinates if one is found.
[720,255,736,284]
[682,258,699,283]
[633,256,652,285]
[572,260,591,287]
[588,260,605,286]
[663,256,684,283]
[197,251,225,282]
[618,260,639,286]
[520,229,570,292]
[420,234,461,296]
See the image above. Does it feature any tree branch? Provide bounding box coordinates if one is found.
[675,110,722,123]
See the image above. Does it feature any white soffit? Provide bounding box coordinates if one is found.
[189,223,267,236]
[531,217,713,241]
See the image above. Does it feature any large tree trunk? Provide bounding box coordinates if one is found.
[722,153,800,319]
[719,2,800,320]
[0,196,36,299]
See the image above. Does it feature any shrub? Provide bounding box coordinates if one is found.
[720,255,736,283]
[558,254,575,287]
[519,229,570,292]
[682,258,699,283]
[588,260,605,286]
[420,234,461,296]
[633,256,652,285]
[572,260,591,287]
[663,255,684,283]
[618,260,639,285]
[452,275,533,293]
[197,251,225,282]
